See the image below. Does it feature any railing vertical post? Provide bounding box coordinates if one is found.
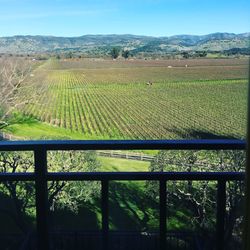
[160,179,167,250]
[216,180,226,250]
[101,180,109,250]
[34,147,49,250]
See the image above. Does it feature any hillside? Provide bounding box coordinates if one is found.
[0,33,249,55]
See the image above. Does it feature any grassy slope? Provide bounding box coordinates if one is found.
[100,157,154,230]
[53,157,188,231]
[0,156,152,233]
[4,120,110,140]
[50,157,157,232]
[99,156,150,172]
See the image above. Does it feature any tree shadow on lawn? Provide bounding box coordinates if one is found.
[108,181,158,231]
[1,112,40,135]
[50,204,100,231]
[108,182,191,232]
[0,192,35,234]
[7,113,39,126]
[46,182,158,232]
[50,182,192,232]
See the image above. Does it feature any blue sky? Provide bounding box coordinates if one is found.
[0,0,249,37]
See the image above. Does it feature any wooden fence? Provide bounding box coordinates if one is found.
[97,150,154,161]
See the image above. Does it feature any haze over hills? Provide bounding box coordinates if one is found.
[0,32,249,55]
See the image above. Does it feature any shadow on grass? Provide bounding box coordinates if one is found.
[48,181,159,232]
[0,181,197,241]
[109,181,158,231]
[0,192,35,234]
[1,112,39,135]
[51,204,100,231]
[49,182,192,232]
[7,112,39,126]
[166,127,240,140]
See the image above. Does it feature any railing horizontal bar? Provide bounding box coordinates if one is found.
[0,172,244,182]
[0,139,246,151]
[45,172,245,181]
[0,173,35,181]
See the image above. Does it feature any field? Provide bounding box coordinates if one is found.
[7,58,248,139]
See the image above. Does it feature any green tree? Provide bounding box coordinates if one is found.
[146,150,245,249]
[0,151,101,233]
[122,49,130,59]
[65,51,73,59]
[181,51,190,59]
[111,47,120,59]
[195,51,207,58]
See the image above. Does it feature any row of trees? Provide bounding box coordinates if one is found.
[53,48,131,60]
[181,51,207,59]
[110,47,130,59]
[112,49,208,59]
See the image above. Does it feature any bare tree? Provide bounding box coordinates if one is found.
[0,57,33,128]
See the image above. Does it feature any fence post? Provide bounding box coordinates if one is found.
[34,147,49,250]
[244,66,250,250]
[102,180,109,250]
[160,179,167,250]
[216,180,226,250]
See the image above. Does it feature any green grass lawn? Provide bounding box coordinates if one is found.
[51,156,188,232]
[50,156,159,231]
[99,156,150,172]
[3,114,111,140]
[0,154,158,233]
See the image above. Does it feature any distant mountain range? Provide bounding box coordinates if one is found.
[0,33,249,55]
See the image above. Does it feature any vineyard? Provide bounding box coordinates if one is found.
[17,58,248,139]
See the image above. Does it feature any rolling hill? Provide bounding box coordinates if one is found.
[0,32,249,55]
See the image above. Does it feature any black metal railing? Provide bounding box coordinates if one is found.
[0,139,246,250]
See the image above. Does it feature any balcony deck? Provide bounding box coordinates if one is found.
[0,139,246,250]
